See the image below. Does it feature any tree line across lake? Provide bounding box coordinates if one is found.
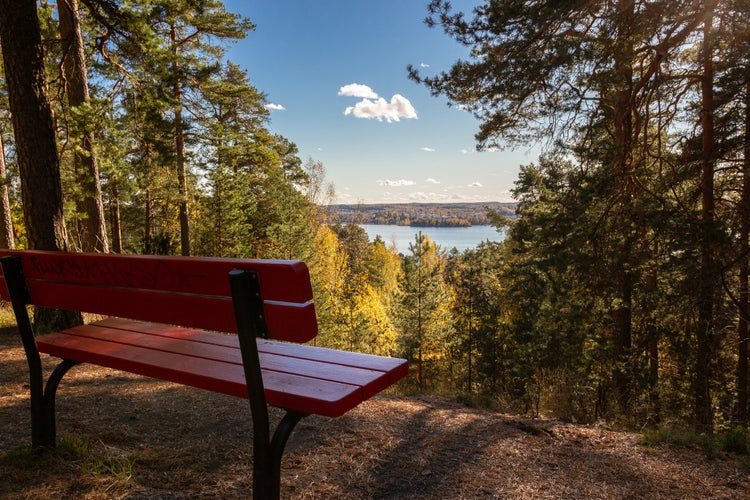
[1,1,750,439]
[329,202,517,227]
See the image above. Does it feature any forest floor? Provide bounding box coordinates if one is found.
[1,328,749,499]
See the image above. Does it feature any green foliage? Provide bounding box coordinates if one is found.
[397,232,454,390]
[407,0,750,432]
[639,426,710,449]
[0,435,134,485]
[313,224,401,356]
[5,0,750,433]
[640,425,749,459]
[719,427,749,455]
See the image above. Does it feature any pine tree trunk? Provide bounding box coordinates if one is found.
[0,0,82,332]
[0,0,68,251]
[0,134,15,249]
[610,0,636,418]
[736,70,750,424]
[59,0,109,253]
[695,11,716,434]
[645,263,660,424]
[171,22,190,256]
[144,188,152,253]
[109,184,123,253]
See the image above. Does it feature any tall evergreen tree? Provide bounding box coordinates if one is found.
[0,132,14,249]
[95,1,254,255]
[0,0,82,331]
[412,0,726,428]
[59,0,109,252]
[0,76,14,249]
[193,62,270,257]
[0,0,69,251]
[398,232,453,390]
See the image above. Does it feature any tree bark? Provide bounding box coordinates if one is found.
[59,0,109,253]
[0,0,81,333]
[144,187,152,253]
[736,68,750,424]
[109,183,122,253]
[610,0,636,418]
[0,0,69,251]
[695,10,716,434]
[0,134,15,249]
[171,22,190,256]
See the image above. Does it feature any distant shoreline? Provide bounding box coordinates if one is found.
[325,201,517,227]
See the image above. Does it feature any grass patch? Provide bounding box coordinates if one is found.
[640,426,708,448]
[58,435,134,483]
[2,435,134,488]
[640,425,749,460]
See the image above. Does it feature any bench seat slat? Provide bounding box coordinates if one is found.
[36,331,367,417]
[94,319,408,384]
[55,324,395,399]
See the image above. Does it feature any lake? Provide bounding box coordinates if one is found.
[359,224,505,254]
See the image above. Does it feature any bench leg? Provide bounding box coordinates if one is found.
[0,256,82,451]
[40,359,81,448]
[229,269,309,498]
[270,410,307,495]
[28,358,80,450]
[253,409,307,499]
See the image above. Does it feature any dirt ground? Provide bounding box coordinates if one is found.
[1,329,748,499]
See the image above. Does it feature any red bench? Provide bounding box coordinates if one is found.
[0,250,407,498]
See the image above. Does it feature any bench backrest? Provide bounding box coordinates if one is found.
[0,250,317,343]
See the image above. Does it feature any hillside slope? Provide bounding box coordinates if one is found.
[0,331,747,499]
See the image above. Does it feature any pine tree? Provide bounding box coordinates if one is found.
[398,232,453,390]
[193,62,270,257]
[0,0,82,331]
[412,0,728,427]
[59,0,109,252]
[0,0,69,251]
[94,0,254,256]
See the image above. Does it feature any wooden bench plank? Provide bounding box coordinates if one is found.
[52,324,396,399]
[19,282,317,343]
[0,250,318,343]
[95,318,407,380]
[94,318,240,347]
[36,332,365,417]
[0,250,313,302]
[93,318,407,393]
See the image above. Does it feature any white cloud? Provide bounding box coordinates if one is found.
[409,192,431,201]
[468,182,483,187]
[338,83,378,99]
[421,147,435,152]
[460,148,470,155]
[420,63,430,68]
[425,178,440,184]
[265,103,285,111]
[378,179,416,187]
[344,94,418,123]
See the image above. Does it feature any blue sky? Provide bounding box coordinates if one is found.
[223,0,539,205]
